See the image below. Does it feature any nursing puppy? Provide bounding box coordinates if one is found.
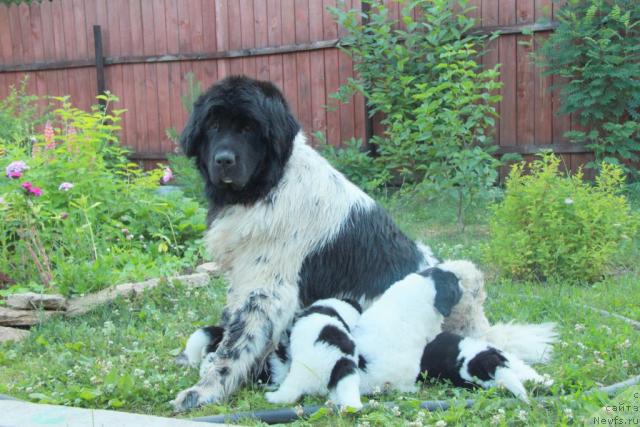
[264,298,363,409]
[419,332,552,402]
[264,265,462,407]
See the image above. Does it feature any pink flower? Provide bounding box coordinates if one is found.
[58,182,74,191]
[161,168,173,184]
[6,161,28,179]
[44,121,55,149]
[21,181,43,197]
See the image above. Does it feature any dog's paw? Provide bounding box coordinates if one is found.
[172,385,222,412]
[174,352,191,367]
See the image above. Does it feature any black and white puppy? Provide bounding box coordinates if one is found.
[172,76,553,410]
[419,332,552,402]
[264,266,462,407]
[264,298,363,409]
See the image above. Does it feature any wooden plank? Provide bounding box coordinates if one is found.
[516,0,535,146]
[129,0,148,155]
[240,0,257,77]
[295,0,312,134]
[227,0,243,76]
[472,21,558,35]
[337,0,355,146]
[177,0,192,130]
[165,0,184,147]
[351,0,364,142]
[254,0,270,81]
[281,0,298,115]
[50,0,68,97]
[187,0,206,88]
[215,0,230,80]
[71,0,89,109]
[534,0,553,146]
[7,6,23,67]
[201,0,218,87]
[498,1,517,149]
[481,0,500,146]
[495,143,591,155]
[267,0,284,92]
[323,0,341,146]
[39,1,59,98]
[154,0,173,154]
[309,0,327,142]
[141,0,160,157]
[0,39,342,73]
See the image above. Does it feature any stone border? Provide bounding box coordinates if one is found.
[0,262,220,342]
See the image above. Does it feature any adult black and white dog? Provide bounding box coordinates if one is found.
[172,76,555,410]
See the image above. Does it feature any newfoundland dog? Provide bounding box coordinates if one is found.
[172,76,555,410]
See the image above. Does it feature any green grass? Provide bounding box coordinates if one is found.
[1,195,639,426]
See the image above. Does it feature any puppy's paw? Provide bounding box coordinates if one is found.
[265,390,298,404]
[174,352,191,367]
[172,385,222,412]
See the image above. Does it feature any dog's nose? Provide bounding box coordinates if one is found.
[215,150,236,167]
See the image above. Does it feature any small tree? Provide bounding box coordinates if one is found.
[328,0,502,229]
[536,0,640,181]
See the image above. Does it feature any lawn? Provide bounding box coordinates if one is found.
[1,195,639,426]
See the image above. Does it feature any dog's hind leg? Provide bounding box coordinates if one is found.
[173,287,298,411]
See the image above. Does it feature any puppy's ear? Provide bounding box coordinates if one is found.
[180,96,213,157]
[432,269,462,317]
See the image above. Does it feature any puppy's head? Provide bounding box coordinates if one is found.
[180,76,299,206]
[418,267,462,317]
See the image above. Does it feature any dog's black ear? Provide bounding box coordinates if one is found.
[180,96,213,158]
[260,85,299,161]
[431,269,462,317]
[202,325,225,354]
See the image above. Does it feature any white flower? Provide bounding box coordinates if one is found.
[564,197,574,205]
[517,409,528,421]
[133,368,145,377]
[622,360,630,368]
[564,408,573,420]
[574,323,585,332]
[435,420,447,427]
[618,338,631,349]
[391,406,401,416]
[58,182,74,191]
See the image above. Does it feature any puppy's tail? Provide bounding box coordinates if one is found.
[494,367,529,402]
[480,322,557,364]
[177,325,224,368]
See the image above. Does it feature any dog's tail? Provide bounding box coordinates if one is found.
[479,322,557,364]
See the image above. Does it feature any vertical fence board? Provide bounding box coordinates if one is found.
[281,0,299,115]
[294,0,312,135]
[498,2,517,147]
[254,0,270,81]
[516,0,535,146]
[322,0,341,146]
[309,0,327,141]
[267,0,284,91]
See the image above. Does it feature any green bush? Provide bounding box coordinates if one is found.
[536,0,640,180]
[0,91,206,296]
[483,152,638,283]
[327,0,502,228]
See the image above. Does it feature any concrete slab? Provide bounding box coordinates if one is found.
[0,400,233,427]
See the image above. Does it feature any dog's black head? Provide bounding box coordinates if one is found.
[419,267,462,317]
[180,76,299,209]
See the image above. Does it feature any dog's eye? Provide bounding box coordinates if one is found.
[210,121,219,131]
[241,124,252,133]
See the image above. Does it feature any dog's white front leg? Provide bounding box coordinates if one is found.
[173,287,298,411]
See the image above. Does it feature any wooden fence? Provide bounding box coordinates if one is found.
[0,0,592,172]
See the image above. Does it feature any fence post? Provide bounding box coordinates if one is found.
[93,25,106,107]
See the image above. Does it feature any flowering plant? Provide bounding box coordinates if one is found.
[0,90,206,296]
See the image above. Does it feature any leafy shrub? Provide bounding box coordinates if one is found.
[536,0,640,179]
[483,152,638,283]
[0,92,206,296]
[327,0,502,228]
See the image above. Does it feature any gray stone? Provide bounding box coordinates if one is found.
[0,399,236,427]
[6,292,68,311]
[0,326,30,342]
[0,307,56,326]
[196,262,221,275]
